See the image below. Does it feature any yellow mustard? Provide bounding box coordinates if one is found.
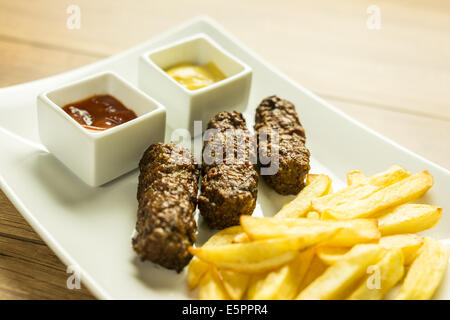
[165,61,226,90]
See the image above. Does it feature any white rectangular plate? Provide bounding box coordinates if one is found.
[0,17,449,300]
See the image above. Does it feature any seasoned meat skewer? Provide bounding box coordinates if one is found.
[132,142,199,272]
[199,111,258,229]
[254,95,310,195]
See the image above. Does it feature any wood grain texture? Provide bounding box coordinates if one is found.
[1,0,449,118]
[0,0,448,299]
[0,39,99,87]
[0,191,93,299]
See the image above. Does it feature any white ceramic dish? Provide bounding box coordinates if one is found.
[139,33,252,134]
[0,17,449,300]
[37,71,166,186]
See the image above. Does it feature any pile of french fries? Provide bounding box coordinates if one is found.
[187,165,449,300]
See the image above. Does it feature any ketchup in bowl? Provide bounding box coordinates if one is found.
[62,94,137,131]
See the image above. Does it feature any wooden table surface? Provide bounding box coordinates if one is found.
[0,0,449,299]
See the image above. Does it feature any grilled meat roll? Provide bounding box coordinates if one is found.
[132,142,199,272]
[254,95,310,195]
[198,111,258,229]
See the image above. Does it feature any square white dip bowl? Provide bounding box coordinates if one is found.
[37,71,166,187]
[139,33,252,135]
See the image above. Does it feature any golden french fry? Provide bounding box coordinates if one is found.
[232,232,250,244]
[241,216,380,247]
[323,171,434,220]
[378,234,423,265]
[365,165,410,188]
[187,226,245,290]
[246,264,288,300]
[347,170,366,186]
[217,269,250,300]
[187,257,211,290]
[306,211,320,219]
[200,226,250,298]
[316,246,351,265]
[201,226,249,296]
[378,204,442,236]
[317,166,411,215]
[246,248,315,300]
[348,165,410,187]
[205,226,246,246]
[198,267,230,300]
[297,255,329,293]
[396,237,449,300]
[245,272,267,299]
[297,244,386,300]
[190,236,323,274]
[305,174,320,186]
[348,248,404,300]
[317,235,423,266]
[275,174,332,218]
[313,185,380,214]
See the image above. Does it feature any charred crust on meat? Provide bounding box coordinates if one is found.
[133,142,199,272]
[254,95,310,195]
[198,111,259,229]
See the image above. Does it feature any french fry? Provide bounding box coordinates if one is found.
[198,267,230,300]
[347,170,366,186]
[275,174,331,218]
[246,248,315,300]
[318,165,411,215]
[187,226,245,290]
[232,232,250,244]
[395,237,449,300]
[313,185,380,214]
[187,257,211,290]
[190,236,326,274]
[366,165,410,188]
[205,226,246,245]
[378,234,423,265]
[240,216,380,246]
[297,255,329,292]
[217,269,250,300]
[297,244,386,300]
[305,174,333,194]
[245,272,267,299]
[316,246,351,265]
[348,248,404,300]
[378,204,442,236]
[202,226,249,297]
[317,235,423,266]
[322,171,433,220]
[306,211,320,219]
[305,174,320,186]
[348,165,410,187]
[316,234,423,266]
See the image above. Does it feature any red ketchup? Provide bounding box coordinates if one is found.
[62,94,137,131]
